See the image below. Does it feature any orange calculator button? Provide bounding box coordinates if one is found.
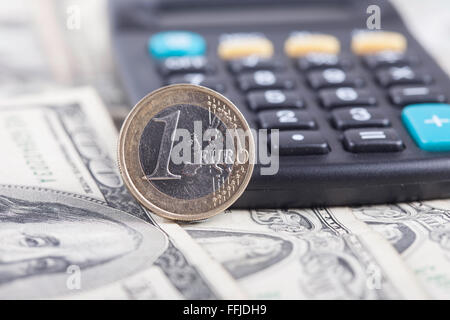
[218,35,273,60]
[284,33,340,57]
[352,31,407,55]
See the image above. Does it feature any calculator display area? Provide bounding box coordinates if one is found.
[156,5,351,28]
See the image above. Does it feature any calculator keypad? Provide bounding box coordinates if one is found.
[319,87,377,110]
[258,110,317,130]
[331,107,390,130]
[149,31,206,59]
[158,56,213,76]
[147,30,450,158]
[389,86,447,106]
[402,103,450,151]
[167,74,226,93]
[307,68,365,89]
[237,71,296,92]
[247,90,304,111]
[363,51,418,69]
[343,128,404,153]
[273,131,330,155]
[375,66,432,87]
[351,31,407,55]
[284,33,340,57]
[228,56,284,73]
[218,34,274,60]
[297,54,352,71]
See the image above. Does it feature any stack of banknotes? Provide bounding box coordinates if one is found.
[1,87,450,299]
[1,0,449,300]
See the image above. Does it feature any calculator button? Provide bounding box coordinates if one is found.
[331,107,390,130]
[284,33,340,57]
[237,71,295,92]
[247,90,304,111]
[402,103,450,151]
[343,128,404,153]
[272,131,330,155]
[228,56,284,73]
[376,66,432,87]
[259,110,316,130]
[167,74,226,93]
[352,31,407,55]
[149,31,206,59]
[363,51,418,69]
[297,54,352,71]
[158,56,212,76]
[307,68,365,89]
[319,87,377,110]
[218,35,273,60]
[389,86,447,107]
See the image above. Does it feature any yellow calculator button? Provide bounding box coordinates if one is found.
[218,36,274,60]
[352,31,407,55]
[284,33,340,57]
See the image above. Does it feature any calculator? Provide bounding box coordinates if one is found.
[109,0,450,208]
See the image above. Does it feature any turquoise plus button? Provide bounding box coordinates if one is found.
[148,31,206,59]
[402,103,450,151]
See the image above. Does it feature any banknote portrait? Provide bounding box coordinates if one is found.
[0,185,168,299]
[187,229,293,279]
[354,203,450,255]
[365,222,417,254]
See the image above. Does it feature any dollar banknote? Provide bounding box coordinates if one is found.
[352,200,450,299]
[38,0,131,125]
[0,87,244,299]
[0,0,63,98]
[168,208,428,299]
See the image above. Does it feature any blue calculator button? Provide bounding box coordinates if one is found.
[148,31,206,59]
[402,103,450,151]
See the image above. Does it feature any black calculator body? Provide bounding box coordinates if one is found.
[109,0,450,208]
